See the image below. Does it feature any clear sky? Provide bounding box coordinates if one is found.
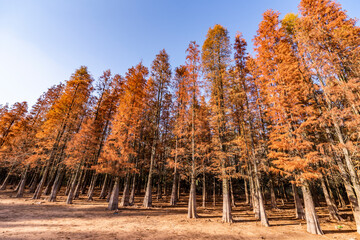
[0,0,359,107]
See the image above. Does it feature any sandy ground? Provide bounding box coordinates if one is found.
[0,190,359,240]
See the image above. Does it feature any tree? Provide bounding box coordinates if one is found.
[202,24,233,223]
[142,50,172,208]
[32,66,93,200]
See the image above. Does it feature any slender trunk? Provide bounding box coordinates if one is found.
[29,171,39,193]
[74,169,85,199]
[66,164,81,204]
[65,173,73,196]
[0,169,12,190]
[202,170,206,208]
[177,175,181,201]
[143,142,156,208]
[222,178,232,223]
[281,182,289,202]
[255,174,269,227]
[269,178,277,209]
[48,168,65,202]
[16,165,29,198]
[251,174,259,219]
[301,180,323,235]
[99,174,109,199]
[320,177,343,221]
[325,176,337,207]
[108,177,120,210]
[120,174,130,207]
[80,170,89,194]
[107,178,114,202]
[291,183,305,220]
[32,162,51,199]
[335,184,347,208]
[156,176,162,201]
[87,173,98,201]
[213,176,216,207]
[188,174,197,218]
[230,178,236,208]
[44,165,58,195]
[129,174,136,206]
[14,177,22,192]
[244,178,250,205]
[170,172,178,206]
[170,139,179,206]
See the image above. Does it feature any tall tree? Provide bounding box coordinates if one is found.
[142,50,172,208]
[202,24,233,223]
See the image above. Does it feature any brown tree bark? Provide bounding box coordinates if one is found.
[302,180,323,235]
[320,177,343,221]
[16,165,29,198]
[87,173,98,201]
[66,164,81,204]
[143,142,156,208]
[108,176,120,210]
[99,174,109,199]
[120,174,130,207]
[230,178,236,208]
[129,174,136,206]
[48,167,65,202]
[202,169,206,208]
[244,178,250,205]
[291,183,305,220]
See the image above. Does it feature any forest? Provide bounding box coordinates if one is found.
[1,0,360,238]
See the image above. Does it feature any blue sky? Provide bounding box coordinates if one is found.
[0,0,359,107]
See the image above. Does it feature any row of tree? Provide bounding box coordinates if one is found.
[1,0,360,235]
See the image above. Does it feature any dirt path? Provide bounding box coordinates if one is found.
[0,191,358,240]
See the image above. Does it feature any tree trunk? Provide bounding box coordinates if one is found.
[202,170,206,208]
[107,178,114,202]
[281,182,289,202]
[188,174,198,218]
[269,178,277,209]
[335,184,347,208]
[120,174,130,207]
[320,177,343,221]
[251,174,259,219]
[0,169,12,190]
[244,178,250,205]
[16,165,29,198]
[129,174,136,206]
[99,174,109,199]
[87,173,98,201]
[74,169,85,199]
[143,142,156,208]
[291,183,305,220]
[230,178,236,207]
[66,164,81,204]
[29,171,39,193]
[255,174,269,227]
[213,176,216,207]
[170,140,179,206]
[33,162,53,200]
[44,165,58,195]
[108,177,120,210]
[302,180,323,235]
[48,167,65,202]
[177,175,181,201]
[222,178,232,223]
[156,177,162,201]
[170,172,178,206]
[14,177,22,192]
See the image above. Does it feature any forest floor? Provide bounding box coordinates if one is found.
[0,190,359,240]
